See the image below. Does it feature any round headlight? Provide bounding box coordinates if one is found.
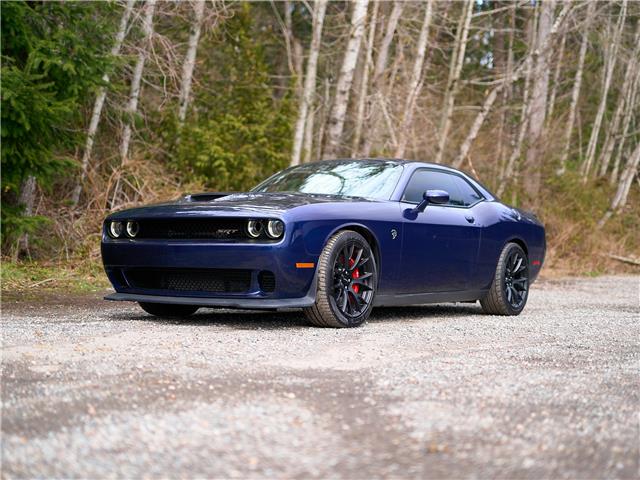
[126,221,139,238]
[266,220,284,239]
[109,221,123,238]
[246,220,263,238]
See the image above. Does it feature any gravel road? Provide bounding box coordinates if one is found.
[2,275,639,479]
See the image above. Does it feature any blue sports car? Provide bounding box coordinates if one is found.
[102,159,545,327]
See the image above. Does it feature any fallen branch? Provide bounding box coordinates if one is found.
[28,278,56,288]
[608,254,640,266]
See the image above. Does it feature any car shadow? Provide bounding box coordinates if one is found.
[116,302,483,330]
[369,303,482,323]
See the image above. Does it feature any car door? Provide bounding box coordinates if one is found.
[399,169,483,293]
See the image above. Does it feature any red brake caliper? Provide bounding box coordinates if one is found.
[349,258,360,294]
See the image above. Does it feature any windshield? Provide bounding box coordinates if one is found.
[252,161,403,200]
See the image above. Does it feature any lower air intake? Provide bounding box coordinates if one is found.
[125,268,251,294]
[258,271,276,293]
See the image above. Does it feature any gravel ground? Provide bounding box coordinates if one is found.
[1,275,639,479]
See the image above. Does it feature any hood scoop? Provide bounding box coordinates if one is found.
[185,192,234,202]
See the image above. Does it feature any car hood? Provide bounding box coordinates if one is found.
[107,192,377,220]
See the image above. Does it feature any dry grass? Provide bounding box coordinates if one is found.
[0,257,110,295]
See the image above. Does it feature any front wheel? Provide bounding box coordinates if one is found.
[304,230,377,328]
[139,302,199,318]
[480,242,529,315]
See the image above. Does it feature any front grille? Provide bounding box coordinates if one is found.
[137,219,247,240]
[258,271,276,292]
[125,268,252,293]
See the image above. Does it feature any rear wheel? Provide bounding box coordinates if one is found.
[304,230,377,328]
[480,242,529,315]
[139,302,199,318]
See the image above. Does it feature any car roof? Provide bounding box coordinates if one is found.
[330,157,461,171]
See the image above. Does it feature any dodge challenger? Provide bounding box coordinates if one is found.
[102,159,545,327]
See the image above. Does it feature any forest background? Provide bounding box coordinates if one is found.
[1,0,639,291]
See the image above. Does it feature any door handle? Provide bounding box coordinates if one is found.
[465,215,475,223]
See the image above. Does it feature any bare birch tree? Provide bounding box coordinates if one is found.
[522,0,554,205]
[597,21,640,177]
[546,30,565,122]
[361,1,404,157]
[290,0,328,167]
[557,2,594,175]
[495,3,516,179]
[611,61,640,185]
[454,84,504,169]
[581,0,627,181]
[112,0,157,208]
[177,0,206,126]
[277,0,304,102]
[352,1,379,157]
[70,0,135,206]
[450,2,572,192]
[434,0,474,164]
[323,0,369,159]
[598,141,640,227]
[395,0,433,158]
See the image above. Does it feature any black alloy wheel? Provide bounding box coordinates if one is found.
[331,240,375,319]
[304,230,377,327]
[480,242,529,315]
[504,248,528,309]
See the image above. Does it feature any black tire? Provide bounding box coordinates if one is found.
[480,242,529,315]
[138,302,199,318]
[304,230,378,328]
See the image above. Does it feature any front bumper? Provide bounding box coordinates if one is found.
[101,232,318,307]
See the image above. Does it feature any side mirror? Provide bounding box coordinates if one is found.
[412,189,449,213]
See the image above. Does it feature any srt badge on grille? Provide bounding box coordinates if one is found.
[216,228,240,237]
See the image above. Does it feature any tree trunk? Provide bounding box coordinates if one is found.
[454,84,504,168]
[557,1,594,175]
[111,0,157,208]
[395,0,433,158]
[316,77,331,161]
[16,175,37,258]
[522,0,554,208]
[177,0,206,126]
[546,29,565,122]
[434,0,474,164]
[498,58,533,198]
[495,3,516,183]
[323,0,369,159]
[598,141,640,227]
[598,21,640,177]
[496,2,571,196]
[351,1,379,157]
[282,0,304,102]
[611,62,640,185]
[361,1,403,157]
[581,0,627,181]
[372,2,403,89]
[70,0,135,207]
[290,0,328,167]
[119,0,157,166]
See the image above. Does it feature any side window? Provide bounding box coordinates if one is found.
[453,175,484,206]
[401,170,483,207]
